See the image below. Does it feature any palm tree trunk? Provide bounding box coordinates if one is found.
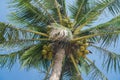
[49,48,65,80]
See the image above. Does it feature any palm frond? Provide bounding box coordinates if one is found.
[70,0,120,34]
[0,43,47,70]
[60,57,108,80]
[60,57,82,80]
[9,0,67,26]
[55,0,63,24]
[33,0,57,23]
[57,0,66,15]
[20,43,51,70]
[78,58,91,75]
[41,0,67,20]
[0,47,26,69]
[9,0,53,26]
[91,45,120,73]
[81,15,120,33]
[0,22,48,43]
[43,61,54,80]
[70,54,81,75]
[80,15,120,46]
[72,0,109,34]
[85,58,108,80]
[0,39,48,48]
[20,44,42,68]
[0,53,17,69]
[9,12,47,33]
[0,41,51,70]
[64,57,108,80]
[69,0,91,24]
[105,0,120,15]
[0,22,49,50]
[90,0,120,16]
[72,31,120,42]
[1,0,120,80]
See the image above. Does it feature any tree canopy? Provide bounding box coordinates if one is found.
[0,0,120,80]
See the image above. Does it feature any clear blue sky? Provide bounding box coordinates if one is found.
[0,0,120,80]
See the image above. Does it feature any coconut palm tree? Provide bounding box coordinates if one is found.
[0,0,120,80]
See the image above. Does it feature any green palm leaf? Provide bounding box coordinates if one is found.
[0,47,27,69]
[80,15,120,46]
[106,0,120,15]
[9,0,53,26]
[70,0,120,34]
[0,22,48,50]
[60,58,81,80]
[20,44,46,69]
[91,45,120,73]
[86,59,108,80]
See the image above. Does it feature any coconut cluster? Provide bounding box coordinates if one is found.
[42,44,53,60]
[75,39,90,60]
[62,18,73,28]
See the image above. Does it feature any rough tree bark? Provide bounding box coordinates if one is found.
[49,48,65,80]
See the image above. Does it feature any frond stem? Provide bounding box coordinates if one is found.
[72,31,120,42]
[1,38,49,43]
[70,54,82,80]
[85,57,93,64]
[55,0,62,24]
[80,17,120,34]
[8,26,48,37]
[74,0,85,23]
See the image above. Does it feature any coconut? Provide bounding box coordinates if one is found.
[43,45,48,50]
[80,46,85,51]
[84,43,89,47]
[42,50,47,55]
[84,50,89,54]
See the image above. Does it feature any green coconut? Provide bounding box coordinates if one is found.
[80,46,85,51]
[42,49,47,55]
[84,50,89,54]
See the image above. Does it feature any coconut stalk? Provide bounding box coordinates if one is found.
[49,48,65,80]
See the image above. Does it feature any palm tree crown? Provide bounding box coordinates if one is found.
[0,0,120,80]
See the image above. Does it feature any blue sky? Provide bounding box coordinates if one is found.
[0,0,120,80]
[0,0,9,22]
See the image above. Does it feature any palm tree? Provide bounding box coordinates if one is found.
[0,0,120,80]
